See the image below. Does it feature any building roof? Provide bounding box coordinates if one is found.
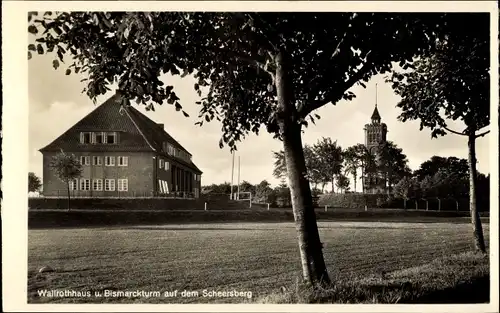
[371,105,381,121]
[39,92,202,173]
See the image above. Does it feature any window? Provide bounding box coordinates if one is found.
[93,156,102,165]
[165,161,170,170]
[159,159,164,169]
[105,156,115,166]
[93,179,103,191]
[69,179,78,191]
[94,132,104,144]
[105,179,115,191]
[106,132,117,144]
[118,156,128,166]
[80,132,92,144]
[80,156,90,166]
[117,179,128,192]
[80,179,90,191]
[167,144,174,155]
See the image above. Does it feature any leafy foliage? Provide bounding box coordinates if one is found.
[239,180,256,195]
[393,176,418,201]
[254,180,274,203]
[49,152,83,184]
[202,182,231,194]
[335,174,350,193]
[272,150,287,181]
[343,146,361,191]
[303,145,323,187]
[413,156,468,181]
[28,12,460,150]
[313,138,343,192]
[388,14,489,138]
[28,172,42,193]
[274,138,344,192]
[377,141,411,191]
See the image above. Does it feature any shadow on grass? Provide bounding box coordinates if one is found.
[29,210,487,230]
[405,276,490,303]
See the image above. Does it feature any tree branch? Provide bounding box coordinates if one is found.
[443,126,467,136]
[298,51,373,119]
[245,13,281,53]
[475,130,490,138]
[206,45,275,83]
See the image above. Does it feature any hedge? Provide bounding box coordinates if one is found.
[317,193,489,212]
[28,197,247,211]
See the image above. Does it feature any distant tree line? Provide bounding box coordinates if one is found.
[393,156,489,211]
[202,180,293,207]
[272,137,411,195]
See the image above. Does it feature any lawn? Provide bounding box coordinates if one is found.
[28,221,490,304]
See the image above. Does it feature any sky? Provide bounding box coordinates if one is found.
[28,53,491,191]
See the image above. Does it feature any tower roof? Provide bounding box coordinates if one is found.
[371,105,381,121]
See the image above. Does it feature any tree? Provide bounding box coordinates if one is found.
[303,145,323,190]
[389,14,489,253]
[414,156,468,181]
[28,172,42,193]
[272,151,287,182]
[49,152,83,210]
[352,143,373,194]
[377,141,411,194]
[313,138,343,193]
[274,145,324,190]
[274,182,291,208]
[343,146,360,192]
[29,11,460,286]
[239,180,256,196]
[203,182,232,194]
[393,176,418,209]
[255,180,274,203]
[335,174,350,194]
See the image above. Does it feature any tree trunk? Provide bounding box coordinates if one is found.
[467,134,486,253]
[66,180,71,211]
[275,50,330,286]
[361,163,365,194]
[353,174,357,193]
[403,198,407,210]
[331,177,335,193]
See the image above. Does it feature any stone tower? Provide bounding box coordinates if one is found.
[363,102,388,194]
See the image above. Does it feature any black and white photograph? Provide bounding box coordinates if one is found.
[2,1,498,312]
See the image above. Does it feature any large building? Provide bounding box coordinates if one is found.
[363,104,388,194]
[40,92,203,198]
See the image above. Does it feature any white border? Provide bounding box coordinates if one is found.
[2,1,498,312]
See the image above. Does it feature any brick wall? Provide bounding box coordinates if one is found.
[42,151,155,197]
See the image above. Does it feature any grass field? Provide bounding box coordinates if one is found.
[28,219,490,303]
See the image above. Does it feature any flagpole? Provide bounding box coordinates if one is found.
[237,156,241,200]
[230,151,235,200]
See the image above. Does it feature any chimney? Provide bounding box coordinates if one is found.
[158,123,164,129]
